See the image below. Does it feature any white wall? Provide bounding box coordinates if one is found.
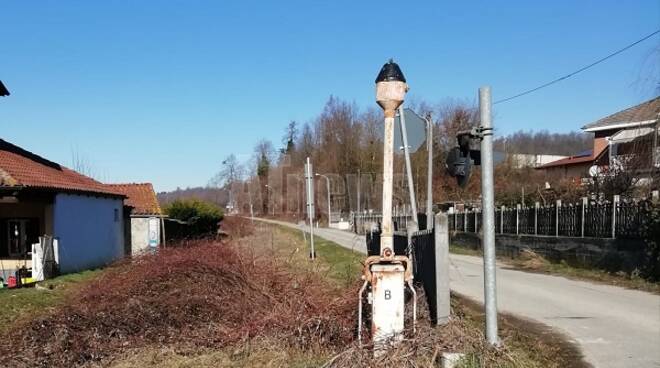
[130,217,149,255]
[509,153,569,168]
[53,193,124,273]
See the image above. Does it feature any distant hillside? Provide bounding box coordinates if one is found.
[493,130,592,156]
[157,187,228,208]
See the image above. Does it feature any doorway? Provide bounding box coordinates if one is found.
[6,219,38,258]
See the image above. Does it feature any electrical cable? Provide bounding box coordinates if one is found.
[494,29,660,105]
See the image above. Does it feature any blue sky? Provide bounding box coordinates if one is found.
[1,0,658,191]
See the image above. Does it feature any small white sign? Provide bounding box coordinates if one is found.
[148,218,160,248]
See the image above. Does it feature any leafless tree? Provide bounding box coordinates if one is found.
[70,147,96,179]
[493,130,592,156]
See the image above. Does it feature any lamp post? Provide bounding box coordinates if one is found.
[376,59,408,256]
[315,173,332,226]
[358,59,416,354]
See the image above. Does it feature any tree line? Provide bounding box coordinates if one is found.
[180,95,617,219]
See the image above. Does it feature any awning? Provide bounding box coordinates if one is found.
[609,127,655,144]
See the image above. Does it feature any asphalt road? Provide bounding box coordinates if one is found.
[255,218,660,368]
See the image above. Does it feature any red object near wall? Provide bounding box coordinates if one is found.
[7,276,17,288]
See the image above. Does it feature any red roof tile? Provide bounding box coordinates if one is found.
[106,183,162,216]
[0,138,123,197]
[538,138,609,169]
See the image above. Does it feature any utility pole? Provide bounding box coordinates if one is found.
[316,173,332,226]
[304,157,316,259]
[479,86,499,346]
[398,106,418,231]
[426,114,434,229]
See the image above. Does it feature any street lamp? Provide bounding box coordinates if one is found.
[375,59,408,258]
[315,173,331,226]
[264,184,274,216]
[357,59,416,354]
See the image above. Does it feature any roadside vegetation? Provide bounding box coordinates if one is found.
[0,218,587,367]
[162,198,223,239]
[270,224,586,368]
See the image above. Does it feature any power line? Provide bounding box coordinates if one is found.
[494,29,660,105]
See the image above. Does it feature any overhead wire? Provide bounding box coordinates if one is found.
[494,29,660,105]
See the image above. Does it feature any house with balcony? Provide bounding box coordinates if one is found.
[0,138,126,282]
[538,97,659,181]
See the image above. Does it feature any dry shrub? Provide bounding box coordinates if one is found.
[220,216,255,239]
[516,249,550,271]
[0,240,355,368]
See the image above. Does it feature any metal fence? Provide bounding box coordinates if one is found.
[365,227,439,323]
[351,212,415,235]
[366,230,409,256]
[450,196,654,239]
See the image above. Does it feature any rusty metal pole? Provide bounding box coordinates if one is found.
[381,114,396,254]
[376,61,407,256]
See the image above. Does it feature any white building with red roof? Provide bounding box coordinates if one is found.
[106,183,164,255]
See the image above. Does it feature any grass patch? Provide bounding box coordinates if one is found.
[0,270,101,334]
[268,225,363,287]
[109,339,328,368]
[450,244,660,294]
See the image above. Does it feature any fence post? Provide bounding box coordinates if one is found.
[555,200,561,237]
[475,209,479,233]
[464,210,468,232]
[534,202,539,236]
[612,195,620,239]
[406,223,414,273]
[581,197,587,238]
[500,205,505,234]
[434,212,450,325]
[516,204,520,235]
